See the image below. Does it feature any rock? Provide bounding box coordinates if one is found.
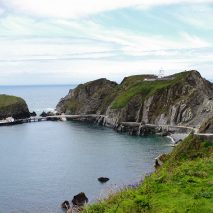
[154,153,167,169]
[56,78,118,115]
[67,209,72,213]
[199,116,213,133]
[175,139,182,144]
[40,111,56,117]
[72,192,88,206]
[61,200,70,209]
[46,111,55,116]
[30,111,37,117]
[40,111,47,117]
[98,177,110,183]
[0,94,30,120]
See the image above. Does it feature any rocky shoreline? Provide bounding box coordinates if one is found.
[1,71,212,143]
[60,114,191,144]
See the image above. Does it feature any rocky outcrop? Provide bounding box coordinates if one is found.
[61,200,70,210]
[56,71,213,131]
[154,153,167,168]
[0,94,30,120]
[72,192,88,206]
[98,177,110,183]
[104,71,213,128]
[199,116,213,133]
[56,78,117,115]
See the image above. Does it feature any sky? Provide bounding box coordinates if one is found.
[0,0,213,85]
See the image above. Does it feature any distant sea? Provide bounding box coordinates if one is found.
[0,85,75,113]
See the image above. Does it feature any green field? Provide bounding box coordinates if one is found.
[0,95,24,108]
[0,94,25,108]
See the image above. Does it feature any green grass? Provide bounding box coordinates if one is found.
[111,71,189,109]
[0,94,25,108]
[84,135,213,212]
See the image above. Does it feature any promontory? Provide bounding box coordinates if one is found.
[0,94,30,120]
[56,70,213,130]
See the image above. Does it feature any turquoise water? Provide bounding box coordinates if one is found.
[0,86,172,212]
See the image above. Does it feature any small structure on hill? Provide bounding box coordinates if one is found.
[158,69,165,79]
[142,70,175,82]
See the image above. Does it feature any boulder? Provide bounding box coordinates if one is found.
[72,192,88,206]
[98,177,110,183]
[40,111,47,117]
[154,153,167,169]
[46,111,55,116]
[61,200,70,209]
[30,111,37,117]
[40,111,56,117]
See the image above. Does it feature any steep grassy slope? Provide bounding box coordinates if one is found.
[0,94,30,119]
[85,135,213,212]
[111,72,187,109]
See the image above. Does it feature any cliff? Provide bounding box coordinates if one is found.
[56,78,117,114]
[85,135,213,212]
[57,71,213,128]
[199,116,213,133]
[0,94,30,120]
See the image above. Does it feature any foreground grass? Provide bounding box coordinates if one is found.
[85,135,213,212]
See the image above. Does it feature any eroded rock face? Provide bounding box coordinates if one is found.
[56,71,213,129]
[56,78,117,115]
[0,95,30,120]
[104,71,213,128]
[199,116,213,133]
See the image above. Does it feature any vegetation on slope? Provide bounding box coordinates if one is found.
[0,94,30,119]
[85,135,213,212]
[0,94,25,108]
[111,71,189,109]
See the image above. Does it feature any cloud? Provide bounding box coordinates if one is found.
[0,1,213,84]
[2,0,213,19]
[173,5,213,29]
[0,17,210,62]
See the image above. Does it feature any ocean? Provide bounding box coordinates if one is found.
[0,85,74,113]
[0,85,172,212]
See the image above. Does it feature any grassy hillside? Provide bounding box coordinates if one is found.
[85,135,213,212]
[111,72,189,109]
[0,94,26,108]
[0,94,30,119]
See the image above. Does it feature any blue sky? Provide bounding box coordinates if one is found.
[0,0,213,85]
